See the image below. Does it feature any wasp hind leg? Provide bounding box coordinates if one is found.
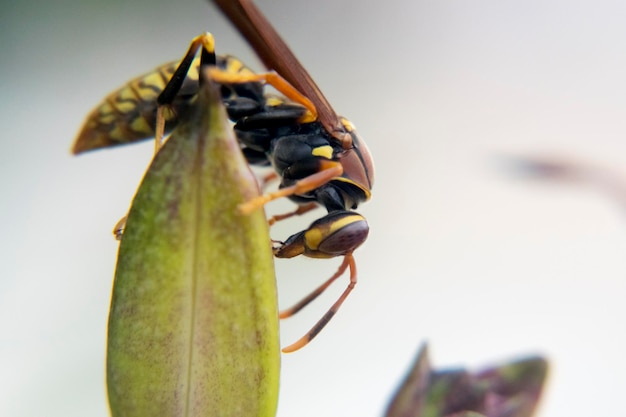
[108,33,217,240]
[154,32,217,153]
[280,254,357,353]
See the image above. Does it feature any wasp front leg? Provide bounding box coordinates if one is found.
[240,159,344,214]
[274,211,369,352]
[268,202,318,226]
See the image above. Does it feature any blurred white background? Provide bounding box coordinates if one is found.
[1,0,625,416]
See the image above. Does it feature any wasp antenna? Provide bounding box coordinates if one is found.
[281,255,357,353]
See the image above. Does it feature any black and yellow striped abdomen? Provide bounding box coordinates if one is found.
[72,55,256,154]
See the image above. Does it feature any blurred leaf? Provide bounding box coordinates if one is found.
[106,74,280,417]
[503,155,584,182]
[501,154,626,212]
[384,345,432,417]
[473,355,548,417]
[385,345,548,417]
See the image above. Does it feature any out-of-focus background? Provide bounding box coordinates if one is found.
[1,0,625,415]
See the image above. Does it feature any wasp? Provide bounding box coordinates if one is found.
[73,0,374,352]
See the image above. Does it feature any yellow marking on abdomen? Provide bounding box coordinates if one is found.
[113,86,139,114]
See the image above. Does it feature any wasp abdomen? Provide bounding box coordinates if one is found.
[72,55,260,154]
[73,61,187,154]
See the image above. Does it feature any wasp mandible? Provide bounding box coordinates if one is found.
[73,0,374,352]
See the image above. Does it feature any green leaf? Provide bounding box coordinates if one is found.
[106,74,280,417]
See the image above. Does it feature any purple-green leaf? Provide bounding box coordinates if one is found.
[385,345,548,417]
[106,74,280,417]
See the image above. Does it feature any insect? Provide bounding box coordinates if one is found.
[73,0,374,352]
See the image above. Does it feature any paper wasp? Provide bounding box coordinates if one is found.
[73,0,374,352]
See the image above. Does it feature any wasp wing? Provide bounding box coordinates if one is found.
[212,0,343,137]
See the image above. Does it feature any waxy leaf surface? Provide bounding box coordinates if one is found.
[107,77,280,417]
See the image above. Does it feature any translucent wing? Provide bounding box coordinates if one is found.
[212,0,345,140]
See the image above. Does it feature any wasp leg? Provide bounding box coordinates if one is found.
[112,215,128,241]
[268,202,318,226]
[279,254,349,319]
[260,171,279,190]
[275,212,368,351]
[207,68,317,123]
[281,254,357,353]
[239,160,343,214]
[153,32,216,152]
